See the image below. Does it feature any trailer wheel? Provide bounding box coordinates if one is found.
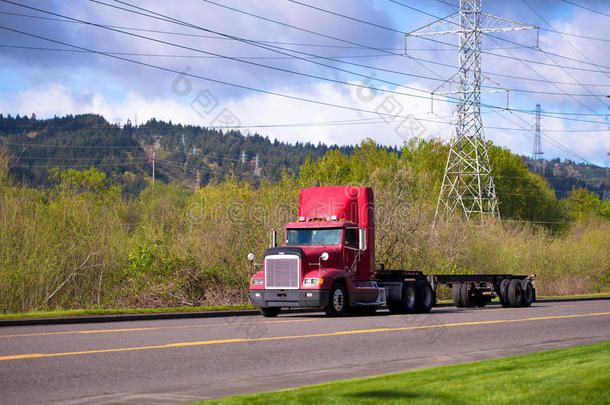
[402,282,418,313]
[499,279,511,308]
[259,307,281,317]
[452,284,464,307]
[521,281,534,307]
[460,283,474,307]
[416,280,433,313]
[508,279,523,307]
[325,282,348,316]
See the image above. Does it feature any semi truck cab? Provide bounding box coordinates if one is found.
[248,186,384,316]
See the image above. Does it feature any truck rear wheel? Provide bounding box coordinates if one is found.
[460,283,474,307]
[325,282,348,316]
[259,307,281,317]
[508,279,523,307]
[402,282,417,313]
[521,281,534,307]
[452,284,464,307]
[416,280,433,313]
[499,279,511,308]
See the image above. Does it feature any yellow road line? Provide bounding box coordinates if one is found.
[1,311,608,362]
[0,319,316,339]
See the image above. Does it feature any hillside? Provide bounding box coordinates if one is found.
[0,114,357,194]
[523,156,606,199]
[0,113,604,198]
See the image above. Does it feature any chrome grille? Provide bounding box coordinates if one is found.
[264,254,300,289]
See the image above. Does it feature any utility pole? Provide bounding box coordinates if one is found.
[253,154,261,178]
[409,0,538,221]
[194,169,201,192]
[148,146,155,191]
[533,104,544,175]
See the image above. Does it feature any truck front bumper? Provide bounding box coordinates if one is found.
[249,289,330,308]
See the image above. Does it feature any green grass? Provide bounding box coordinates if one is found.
[536,292,610,299]
[0,304,256,320]
[197,342,610,405]
[2,292,608,320]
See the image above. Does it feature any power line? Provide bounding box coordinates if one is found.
[434,0,610,42]
[521,0,609,109]
[95,0,608,119]
[5,4,609,89]
[560,0,610,18]
[2,0,607,123]
[387,0,610,71]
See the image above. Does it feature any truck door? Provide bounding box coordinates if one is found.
[343,228,359,274]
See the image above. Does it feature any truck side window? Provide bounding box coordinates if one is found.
[344,228,358,248]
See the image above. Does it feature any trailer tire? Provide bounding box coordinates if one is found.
[259,307,281,317]
[508,279,523,307]
[452,284,464,307]
[521,281,534,307]
[325,282,348,316]
[499,279,511,308]
[460,283,474,307]
[402,282,418,313]
[416,281,434,313]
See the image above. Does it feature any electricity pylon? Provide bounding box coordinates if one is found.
[533,104,544,175]
[407,0,537,221]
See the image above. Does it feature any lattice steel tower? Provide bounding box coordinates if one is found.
[408,0,537,221]
[533,104,544,175]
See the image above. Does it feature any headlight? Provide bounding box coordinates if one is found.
[250,278,263,286]
[303,277,323,286]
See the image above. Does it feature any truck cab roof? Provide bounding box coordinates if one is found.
[285,220,358,229]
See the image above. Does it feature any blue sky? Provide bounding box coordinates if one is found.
[0,0,608,166]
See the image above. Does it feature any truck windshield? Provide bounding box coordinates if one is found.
[286,229,342,246]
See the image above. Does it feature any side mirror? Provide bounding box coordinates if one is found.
[320,252,329,262]
[358,228,367,251]
[247,253,255,262]
[269,229,277,248]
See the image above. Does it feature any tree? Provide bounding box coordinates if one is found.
[563,187,602,220]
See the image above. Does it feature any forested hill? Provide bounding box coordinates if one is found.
[0,113,604,197]
[0,114,355,193]
[522,156,606,199]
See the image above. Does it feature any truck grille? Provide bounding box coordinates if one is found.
[264,254,300,289]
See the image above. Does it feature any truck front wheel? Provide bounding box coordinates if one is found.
[259,307,281,317]
[325,283,348,316]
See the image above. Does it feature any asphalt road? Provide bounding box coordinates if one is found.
[1,300,609,404]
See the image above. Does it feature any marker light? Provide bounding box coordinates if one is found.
[298,216,306,222]
[330,215,338,220]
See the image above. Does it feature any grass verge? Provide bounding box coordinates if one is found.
[0,305,256,320]
[197,342,610,405]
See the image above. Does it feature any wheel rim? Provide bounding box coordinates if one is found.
[333,288,344,312]
[406,287,415,308]
[424,287,432,307]
[524,285,532,302]
[515,285,522,303]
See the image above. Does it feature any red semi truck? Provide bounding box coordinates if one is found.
[248,186,535,317]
